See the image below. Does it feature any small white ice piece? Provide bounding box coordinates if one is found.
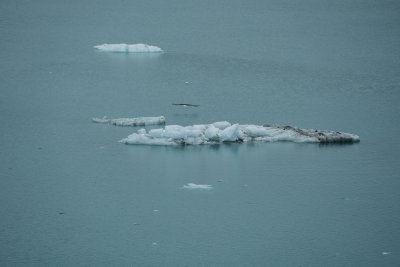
[137,128,147,134]
[92,116,165,126]
[219,124,240,142]
[94,43,163,53]
[212,121,231,130]
[183,183,213,190]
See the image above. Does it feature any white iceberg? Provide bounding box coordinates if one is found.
[94,43,163,53]
[120,122,360,145]
[183,183,213,190]
[92,116,165,126]
[119,121,360,145]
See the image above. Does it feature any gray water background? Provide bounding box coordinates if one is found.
[1,0,400,266]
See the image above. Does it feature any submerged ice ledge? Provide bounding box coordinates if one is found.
[120,121,360,145]
[94,43,163,53]
[92,116,165,126]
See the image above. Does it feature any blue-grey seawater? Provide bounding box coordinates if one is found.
[1,0,399,266]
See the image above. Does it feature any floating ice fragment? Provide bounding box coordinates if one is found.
[94,43,163,53]
[205,125,220,141]
[137,128,147,134]
[120,121,359,145]
[220,124,240,142]
[212,121,231,130]
[183,183,213,190]
[92,116,165,126]
[382,252,391,255]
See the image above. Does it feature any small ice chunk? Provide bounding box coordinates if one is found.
[94,43,163,53]
[92,116,109,124]
[382,252,391,255]
[92,116,165,126]
[120,133,175,146]
[204,125,220,141]
[183,183,213,190]
[212,121,231,130]
[243,125,269,137]
[149,128,164,138]
[163,125,203,139]
[137,128,146,134]
[220,124,240,142]
[164,125,186,139]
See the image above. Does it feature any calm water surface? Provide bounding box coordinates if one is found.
[1,0,399,266]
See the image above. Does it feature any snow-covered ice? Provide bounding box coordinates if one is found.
[92,116,165,126]
[94,43,163,53]
[119,121,360,145]
[183,183,213,190]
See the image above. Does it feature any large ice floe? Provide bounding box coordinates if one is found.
[120,121,360,145]
[92,116,165,126]
[94,43,163,53]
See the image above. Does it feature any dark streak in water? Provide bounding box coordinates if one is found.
[172,104,200,107]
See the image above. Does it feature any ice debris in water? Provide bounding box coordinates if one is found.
[92,116,165,126]
[183,183,213,190]
[119,121,360,145]
[94,43,163,53]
